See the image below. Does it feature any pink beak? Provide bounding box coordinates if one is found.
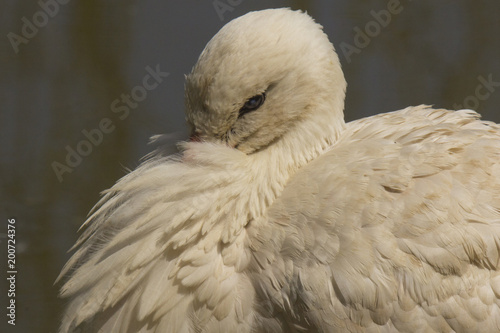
[189,134,201,142]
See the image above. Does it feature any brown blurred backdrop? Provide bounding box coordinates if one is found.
[1,1,499,332]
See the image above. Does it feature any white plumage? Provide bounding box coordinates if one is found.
[58,8,500,333]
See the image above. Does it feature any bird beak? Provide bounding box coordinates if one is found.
[189,131,201,142]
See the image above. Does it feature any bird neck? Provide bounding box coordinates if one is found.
[247,102,346,213]
[177,102,345,244]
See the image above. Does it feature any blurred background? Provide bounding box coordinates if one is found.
[1,0,499,332]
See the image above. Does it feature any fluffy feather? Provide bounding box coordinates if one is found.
[58,8,500,333]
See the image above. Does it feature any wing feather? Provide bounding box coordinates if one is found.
[249,107,500,332]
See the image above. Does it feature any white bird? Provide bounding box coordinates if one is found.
[58,8,500,333]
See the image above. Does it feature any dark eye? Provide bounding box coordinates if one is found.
[238,93,266,118]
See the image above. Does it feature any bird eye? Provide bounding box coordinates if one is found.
[239,93,266,118]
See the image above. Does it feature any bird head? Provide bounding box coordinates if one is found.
[185,8,346,154]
